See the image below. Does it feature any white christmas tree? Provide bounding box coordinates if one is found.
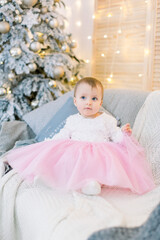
[0,0,83,123]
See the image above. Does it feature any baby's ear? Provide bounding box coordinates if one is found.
[73,97,77,106]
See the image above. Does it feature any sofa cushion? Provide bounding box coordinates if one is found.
[133,91,160,184]
[103,89,149,127]
[23,91,73,135]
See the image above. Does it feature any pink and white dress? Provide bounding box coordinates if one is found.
[6,113,155,194]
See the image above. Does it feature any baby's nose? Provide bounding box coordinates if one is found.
[87,99,92,105]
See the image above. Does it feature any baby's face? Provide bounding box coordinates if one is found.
[74,83,103,118]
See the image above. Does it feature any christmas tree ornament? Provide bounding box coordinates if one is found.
[49,80,56,87]
[28,63,37,72]
[0,21,10,34]
[48,6,54,12]
[53,66,64,79]
[45,18,49,24]
[31,100,39,108]
[30,41,41,52]
[22,0,38,7]
[15,10,20,15]
[8,72,16,81]
[49,19,58,28]
[70,41,77,48]
[0,87,6,96]
[41,6,48,14]
[10,47,22,59]
[35,32,44,43]
[15,15,22,23]
[54,0,60,3]
[61,44,70,52]
[0,0,8,6]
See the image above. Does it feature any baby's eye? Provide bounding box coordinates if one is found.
[92,97,98,101]
[81,96,86,100]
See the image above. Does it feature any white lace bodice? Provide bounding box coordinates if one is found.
[52,113,123,143]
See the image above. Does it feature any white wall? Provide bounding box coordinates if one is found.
[58,0,95,76]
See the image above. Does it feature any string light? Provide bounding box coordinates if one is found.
[144,49,149,55]
[118,29,122,34]
[85,59,90,63]
[146,25,151,31]
[87,36,92,40]
[107,13,112,18]
[107,78,112,82]
[101,53,105,57]
[138,74,143,77]
[116,50,120,54]
[92,15,95,19]
[76,21,82,27]
[104,34,108,38]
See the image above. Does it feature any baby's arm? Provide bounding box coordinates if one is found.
[107,116,123,143]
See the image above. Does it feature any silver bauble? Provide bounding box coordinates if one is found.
[22,0,38,7]
[48,6,54,12]
[0,21,10,34]
[30,41,41,52]
[70,41,77,48]
[8,72,16,80]
[35,32,44,43]
[0,87,6,96]
[49,80,56,87]
[15,15,22,23]
[10,47,22,59]
[31,100,39,108]
[41,7,48,14]
[49,19,58,28]
[53,66,64,79]
[28,63,37,72]
[61,44,70,52]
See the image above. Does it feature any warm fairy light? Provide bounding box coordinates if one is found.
[145,0,148,3]
[144,49,149,55]
[107,13,112,18]
[101,53,105,57]
[92,15,95,19]
[116,50,120,54]
[146,25,151,31]
[71,77,74,81]
[120,6,123,10]
[138,74,143,77]
[75,0,81,8]
[76,21,82,27]
[85,59,90,63]
[107,78,112,82]
[87,36,92,40]
[110,74,113,78]
[118,29,122,34]
[104,34,108,38]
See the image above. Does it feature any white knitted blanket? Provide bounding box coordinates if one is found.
[0,169,160,240]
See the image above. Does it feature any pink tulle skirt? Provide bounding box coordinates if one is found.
[6,134,155,194]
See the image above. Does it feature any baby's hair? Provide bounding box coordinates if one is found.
[74,77,104,98]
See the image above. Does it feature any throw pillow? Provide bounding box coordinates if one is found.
[23,91,73,135]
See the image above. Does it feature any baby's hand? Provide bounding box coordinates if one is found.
[121,123,132,136]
